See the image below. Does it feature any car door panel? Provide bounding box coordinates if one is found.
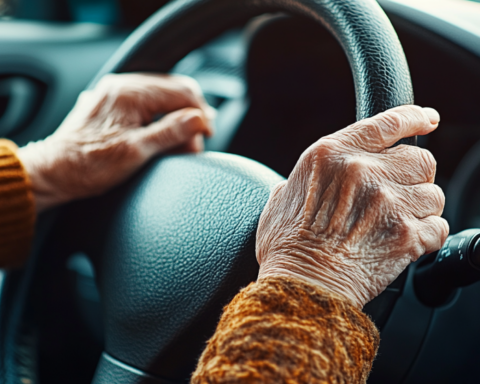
[0,20,127,145]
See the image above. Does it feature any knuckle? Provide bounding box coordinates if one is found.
[370,110,404,137]
[430,184,445,208]
[348,156,369,172]
[304,139,335,161]
[389,145,436,183]
[155,125,178,147]
[396,216,416,245]
[400,220,427,259]
[114,91,130,104]
[360,118,383,134]
[370,182,391,206]
[345,155,374,182]
[96,73,118,88]
[111,92,137,113]
[378,110,404,131]
[77,90,93,100]
[178,84,197,101]
[357,118,392,145]
[423,217,450,254]
[179,109,206,134]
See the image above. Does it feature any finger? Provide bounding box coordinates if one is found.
[183,133,205,153]
[168,133,205,154]
[135,73,216,118]
[414,216,449,257]
[167,74,217,118]
[135,108,213,158]
[96,73,217,122]
[379,145,437,185]
[397,183,445,219]
[328,105,440,153]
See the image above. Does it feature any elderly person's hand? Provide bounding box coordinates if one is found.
[18,73,215,213]
[256,105,448,308]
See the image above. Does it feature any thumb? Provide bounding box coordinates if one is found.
[135,107,213,158]
[328,105,439,153]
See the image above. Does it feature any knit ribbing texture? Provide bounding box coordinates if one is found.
[192,276,379,384]
[0,139,35,268]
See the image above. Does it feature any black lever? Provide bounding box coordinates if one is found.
[414,228,480,307]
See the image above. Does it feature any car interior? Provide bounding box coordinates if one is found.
[2,0,480,383]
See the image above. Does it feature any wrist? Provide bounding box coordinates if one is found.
[17,139,68,213]
[257,255,369,308]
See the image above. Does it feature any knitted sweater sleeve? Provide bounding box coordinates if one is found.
[0,139,35,268]
[191,276,379,384]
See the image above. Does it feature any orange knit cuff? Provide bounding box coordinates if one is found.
[192,276,379,384]
[0,139,36,268]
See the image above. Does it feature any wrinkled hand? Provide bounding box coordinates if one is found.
[18,73,215,212]
[256,105,449,308]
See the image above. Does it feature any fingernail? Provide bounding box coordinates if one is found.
[423,107,440,125]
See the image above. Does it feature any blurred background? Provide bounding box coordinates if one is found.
[0,0,167,26]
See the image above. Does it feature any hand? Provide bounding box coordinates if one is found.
[18,73,215,212]
[256,105,449,308]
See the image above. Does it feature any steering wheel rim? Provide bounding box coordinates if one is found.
[91,0,414,124]
[0,1,414,383]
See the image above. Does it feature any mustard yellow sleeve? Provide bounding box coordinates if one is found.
[192,276,379,384]
[0,139,35,268]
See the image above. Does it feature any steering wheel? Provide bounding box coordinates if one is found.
[0,0,414,383]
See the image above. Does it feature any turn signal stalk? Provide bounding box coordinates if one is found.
[414,229,480,307]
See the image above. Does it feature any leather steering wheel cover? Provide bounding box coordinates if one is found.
[0,1,416,383]
[87,0,415,378]
[91,0,414,123]
[92,154,284,379]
